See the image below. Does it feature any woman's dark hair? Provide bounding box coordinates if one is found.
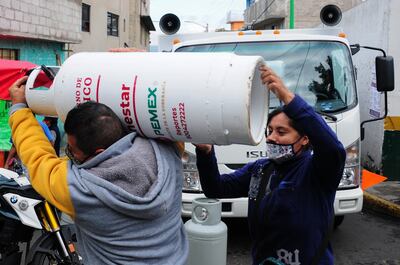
[267,107,311,150]
[64,101,127,156]
[267,107,306,137]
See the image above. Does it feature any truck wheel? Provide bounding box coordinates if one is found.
[334,215,344,229]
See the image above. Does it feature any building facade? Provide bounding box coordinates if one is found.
[0,0,81,65]
[69,0,154,54]
[0,0,81,159]
[226,11,244,31]
[244,0,364,29]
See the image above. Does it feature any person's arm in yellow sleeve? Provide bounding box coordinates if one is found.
[8,76,75,218]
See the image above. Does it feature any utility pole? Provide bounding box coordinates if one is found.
[289,0,295,29]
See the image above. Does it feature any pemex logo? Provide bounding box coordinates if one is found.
[147,87,164,136]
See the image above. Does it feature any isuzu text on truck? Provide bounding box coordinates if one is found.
[154,12,394,227]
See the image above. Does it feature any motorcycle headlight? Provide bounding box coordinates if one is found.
[181,151,202,192]
[338,139,361,189]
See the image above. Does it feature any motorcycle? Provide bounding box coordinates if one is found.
[0,168,81,265]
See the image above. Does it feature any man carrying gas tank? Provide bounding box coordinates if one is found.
[8,76,188,265]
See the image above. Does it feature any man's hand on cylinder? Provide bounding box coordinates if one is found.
[9,76,28,105]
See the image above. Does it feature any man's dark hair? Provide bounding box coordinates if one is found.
[64,101,127,156]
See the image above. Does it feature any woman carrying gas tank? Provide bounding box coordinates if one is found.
[194,65,346,265]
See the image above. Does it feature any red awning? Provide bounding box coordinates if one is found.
[0,59,52,100]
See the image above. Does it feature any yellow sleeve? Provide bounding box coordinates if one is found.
[9,108,75,218]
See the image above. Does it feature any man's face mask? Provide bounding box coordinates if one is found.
[266,137,303,164]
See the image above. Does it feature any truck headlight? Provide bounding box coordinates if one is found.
[338,140,361,189]
[181,151,202,192]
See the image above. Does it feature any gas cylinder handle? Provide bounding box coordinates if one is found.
[25,67,57,117]
[25,67,44,90]
[40,65,55,81]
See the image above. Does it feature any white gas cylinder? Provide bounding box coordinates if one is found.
[25,52,268,145]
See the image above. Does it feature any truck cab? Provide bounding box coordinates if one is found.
[162,28,363,225]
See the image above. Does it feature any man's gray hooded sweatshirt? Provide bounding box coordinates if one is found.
[68,133,188,264]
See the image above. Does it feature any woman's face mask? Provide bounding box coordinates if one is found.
[266,137,302,164]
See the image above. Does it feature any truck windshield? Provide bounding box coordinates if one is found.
[176,41,356,113]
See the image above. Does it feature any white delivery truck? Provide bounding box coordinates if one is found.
[155,18,394,227]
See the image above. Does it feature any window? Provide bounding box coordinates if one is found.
[82,3,90,32]
[0,48,19,60]
[107,12,119,36]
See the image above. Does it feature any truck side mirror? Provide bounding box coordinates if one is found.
[376,56,395,92]
[360,47,394,140]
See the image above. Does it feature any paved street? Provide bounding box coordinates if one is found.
[225,210,400,265]
[331,210,400,265]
